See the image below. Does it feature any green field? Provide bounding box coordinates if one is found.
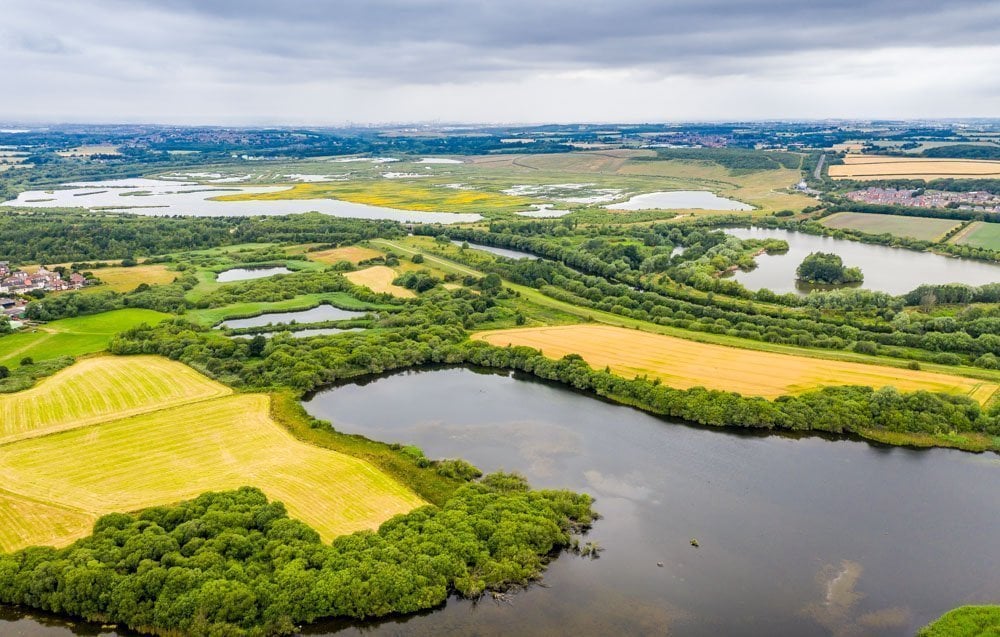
[0,356,425,552]
[0,309,169,368]
[820,211,961,241]
[949,221,1000,250]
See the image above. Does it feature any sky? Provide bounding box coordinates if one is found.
[3,0,1000,125]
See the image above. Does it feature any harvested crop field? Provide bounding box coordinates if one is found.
[0,356,231,444]
[829,155,1000,180]
[345,265,416,298]
[88,264,176,291]
[307,245,383,264]
[820,212,961,241]
[474,325,999,402]
[948,221,1000,251]
[0,357,425,552]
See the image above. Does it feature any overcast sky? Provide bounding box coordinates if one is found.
[3,0,999,124]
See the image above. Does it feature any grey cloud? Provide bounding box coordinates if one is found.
[13,0,1000,83]
[1,0,998,123]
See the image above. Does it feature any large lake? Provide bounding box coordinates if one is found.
[608,191,752,211]
[725,227,1000,295]
[1,179,482,224]
[8,368,999,636]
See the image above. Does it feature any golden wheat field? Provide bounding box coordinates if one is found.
[475,325,999,402]
[307,245,384,264]
[0,357,425,552]
[344,265,416,298]
[0,356,231,444]
[829,154,1000,180]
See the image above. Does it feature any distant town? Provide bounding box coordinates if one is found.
[846,187,1000,212]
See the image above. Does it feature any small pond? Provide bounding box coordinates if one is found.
[218,305,366,329]
[724,227,1000,295]
[607,191,752,211]
[451,241,535,260]
[216,267,292,283]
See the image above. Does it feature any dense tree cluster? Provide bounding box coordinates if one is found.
[0,480,594,636]
[0,212,405,264]
[417,223,1000,365]
[796,252,863,285]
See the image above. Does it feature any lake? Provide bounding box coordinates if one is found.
[9,367,999,636]
[218,304,366,329]
[299,367,1000,637]
[451,240,536,260]
[1,179,482,224]
[216,266,292,282]
[724,227,1000,295]
[608,191,752,211]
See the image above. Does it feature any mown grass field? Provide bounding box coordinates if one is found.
[0,309,169,368]
[829,155,1000,180]
[214,180,539,213]
[475,324,999,402]
[0,357,425,552]
[345,266,416,298]
[306,245,383,264]
[820,212,961,241]
[948,221,1000,250]
[0,356,230,444]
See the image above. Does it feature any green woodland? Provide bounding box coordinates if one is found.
[0,479,594,636]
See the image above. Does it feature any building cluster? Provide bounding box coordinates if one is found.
[0,262,87,297]
[0,296,28,321]
[846,187,1000,212]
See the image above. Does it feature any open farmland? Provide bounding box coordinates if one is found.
[345,265,416,298]
[0,357,425,552]
[829,154,1000,180]
[88,264,176,291]
[0,308,169,368]
[948,221,1000,251]
[475,324,999,402]
[820,211,961,241]
[0,356,230,444]
[306,245,383,264]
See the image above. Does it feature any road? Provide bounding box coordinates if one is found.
[813,154,826,180]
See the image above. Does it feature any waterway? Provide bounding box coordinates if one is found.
[724,227,1000,295]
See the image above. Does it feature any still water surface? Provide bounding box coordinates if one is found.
[2,179,482,224]
[724,227,1000,295]
[215,267,292,282]
[451,241,536,260]
[218,305,366,329]
[7,368,999,636]
[608,191,752,211]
